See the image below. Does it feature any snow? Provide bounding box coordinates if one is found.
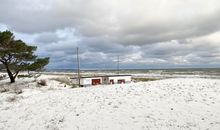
[0,76,220,130]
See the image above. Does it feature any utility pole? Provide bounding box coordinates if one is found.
[117,56,119,75]
[77,48,80,87]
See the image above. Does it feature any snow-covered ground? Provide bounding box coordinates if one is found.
[0,75,220,130]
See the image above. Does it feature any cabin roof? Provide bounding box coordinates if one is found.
[71,75,131,79]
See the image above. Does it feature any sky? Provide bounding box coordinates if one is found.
[1,0,220,69]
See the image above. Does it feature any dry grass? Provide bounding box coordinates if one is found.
[51,77,78,88]
[51,77,71,86]
[132,77,160,82]
[11,86,23,94]
[6,95,23,102]
[0,84,23,94]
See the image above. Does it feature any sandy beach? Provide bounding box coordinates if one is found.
[0,73,220,130]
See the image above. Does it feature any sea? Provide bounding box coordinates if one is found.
[46,68,220,79]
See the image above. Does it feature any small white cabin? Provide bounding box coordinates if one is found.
[72,75,131,87]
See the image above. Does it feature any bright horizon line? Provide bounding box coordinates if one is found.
[46,67,220,71]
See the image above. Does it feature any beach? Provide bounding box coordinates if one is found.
[0,72,220,130]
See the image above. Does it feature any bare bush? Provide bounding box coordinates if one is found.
[37,79,47,86]
[15,89,23,94]
[71,84,78,88]
[0,87,9,93]
[0,74,7,80]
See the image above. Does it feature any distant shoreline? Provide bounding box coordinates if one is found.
[2,68,220,79]
[46,67,220,72]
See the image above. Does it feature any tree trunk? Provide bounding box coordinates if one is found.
[5,65,15,83]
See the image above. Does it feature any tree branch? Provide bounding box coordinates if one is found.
[13,71,20,79]
[6,54,13,63]
[0,59,4,64]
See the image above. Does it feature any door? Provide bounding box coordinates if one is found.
[118,79,125,84]
[110,79,114,84]
[92,79,101,85]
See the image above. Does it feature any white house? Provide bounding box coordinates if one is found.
[72,75,131,87]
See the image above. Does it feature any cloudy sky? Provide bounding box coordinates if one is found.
[1,0,220,69]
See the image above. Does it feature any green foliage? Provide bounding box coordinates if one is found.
[0,30,50,83]
[28,58,49,71]
[17,74,32,78]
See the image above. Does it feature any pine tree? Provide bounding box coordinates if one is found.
[0,30,49,83]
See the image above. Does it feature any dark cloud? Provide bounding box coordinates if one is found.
[1,0,220,69]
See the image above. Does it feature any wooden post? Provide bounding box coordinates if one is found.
[77,48,80,87]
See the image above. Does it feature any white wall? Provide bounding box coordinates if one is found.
[80,77,102,86]
[80,78,91,85]
[79,76,131,86]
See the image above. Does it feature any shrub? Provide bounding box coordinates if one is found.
[71,84,78,88]
[17,74,32,78]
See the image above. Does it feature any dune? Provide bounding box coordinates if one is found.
[0,74,220,130]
